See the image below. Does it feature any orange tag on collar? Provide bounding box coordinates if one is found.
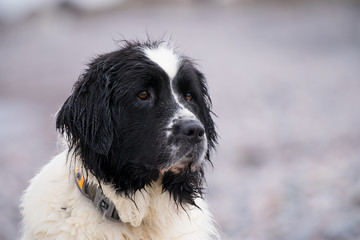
[75,168,85,191]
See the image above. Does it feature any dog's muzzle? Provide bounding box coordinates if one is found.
[163,119,207,173]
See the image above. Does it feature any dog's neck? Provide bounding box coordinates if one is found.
[73,164,191,228]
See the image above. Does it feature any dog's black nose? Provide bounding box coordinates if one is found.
[180,120,205,142]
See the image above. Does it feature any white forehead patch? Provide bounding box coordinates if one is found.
[143,44,180,80]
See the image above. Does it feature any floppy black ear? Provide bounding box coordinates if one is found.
[56,61,113,156]
[195,69,218,156]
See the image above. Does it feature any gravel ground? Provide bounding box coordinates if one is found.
[1,1,360,239]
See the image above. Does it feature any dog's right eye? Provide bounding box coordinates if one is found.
[138,90,150,100]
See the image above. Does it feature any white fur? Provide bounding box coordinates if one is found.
[20,151,219,240]
[143,43,179,80]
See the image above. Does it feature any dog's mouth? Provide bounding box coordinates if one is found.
[160,144,206,174]
[160,158,198,174]
[158,118,208,174]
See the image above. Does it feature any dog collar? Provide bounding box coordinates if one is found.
[74,168,121,222]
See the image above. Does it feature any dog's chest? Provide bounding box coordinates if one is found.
[20,153,213,240]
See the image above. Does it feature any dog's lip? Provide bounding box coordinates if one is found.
[159,139,207,174]
[160,154,203,174]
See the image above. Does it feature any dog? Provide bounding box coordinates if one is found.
[20,40,219,240]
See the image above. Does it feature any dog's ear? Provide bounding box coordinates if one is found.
[56,61,113,156]
[195,69,218,155]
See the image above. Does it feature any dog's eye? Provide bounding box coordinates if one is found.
[138,90,150,100]
[185,93,193,101]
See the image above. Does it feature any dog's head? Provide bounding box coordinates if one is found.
[56,40,217,206]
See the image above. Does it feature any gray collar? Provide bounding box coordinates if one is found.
[74,168,121,222]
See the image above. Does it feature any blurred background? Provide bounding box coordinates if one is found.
[1,0,360,239]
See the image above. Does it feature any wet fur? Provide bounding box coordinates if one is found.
[21,39,219,240]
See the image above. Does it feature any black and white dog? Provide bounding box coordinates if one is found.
[20,40,219,240]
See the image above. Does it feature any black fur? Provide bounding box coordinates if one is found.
[56,40,217,207]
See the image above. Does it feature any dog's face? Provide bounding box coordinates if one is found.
[56,40,217,205]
